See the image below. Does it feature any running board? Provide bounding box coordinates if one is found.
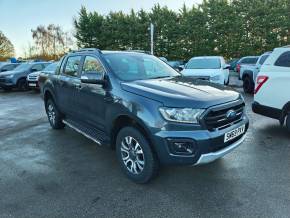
[63,120,102,145]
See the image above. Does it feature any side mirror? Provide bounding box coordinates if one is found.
[223,64,230,70]
[81,71,105,85]
[177,65,184,71]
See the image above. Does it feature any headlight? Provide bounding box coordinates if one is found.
[210,75,220,81]
[159,107,204,124]
[5,75,14,79]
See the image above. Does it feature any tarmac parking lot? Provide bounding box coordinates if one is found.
[1,78,290,217]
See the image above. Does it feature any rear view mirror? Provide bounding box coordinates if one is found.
[81,71,105,85]
[31,68,38,72]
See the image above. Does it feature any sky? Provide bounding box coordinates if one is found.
[0,0,202,57]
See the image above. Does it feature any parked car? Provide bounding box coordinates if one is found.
[27,62,58,90]
[236,56,259,75]
[0,62,20,73]
[0,62,49,91]
[168,60,185,71]
[39,49,249,183]
[253,46,290,131]
[227,58,239,71]
[240,52,271,94]
[181,56,230,85]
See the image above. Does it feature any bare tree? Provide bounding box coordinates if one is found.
[31,24,74,58]
[0,31,15,57]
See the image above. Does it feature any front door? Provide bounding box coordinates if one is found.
[75,55,108,132]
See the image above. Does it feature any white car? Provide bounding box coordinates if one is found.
[181,56,230,85]
[252,46,290,131]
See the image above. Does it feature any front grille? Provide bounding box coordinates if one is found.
[0,78,6,83]
[28,75,38,81]
[191,76,210,81]
[203,100,245,131]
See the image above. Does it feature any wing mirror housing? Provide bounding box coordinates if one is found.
[80,71,106,85]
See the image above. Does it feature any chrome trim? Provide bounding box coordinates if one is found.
[194,134,246,165]
[63,120,102,145]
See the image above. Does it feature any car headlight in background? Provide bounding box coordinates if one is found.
[210,75,220,81]
[159,107,204,124]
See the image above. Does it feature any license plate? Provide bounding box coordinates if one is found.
[29,83,36,87]
[224,125,245,142]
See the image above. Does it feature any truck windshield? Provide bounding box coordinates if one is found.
[186,58,221,69]
[104,53,179,81]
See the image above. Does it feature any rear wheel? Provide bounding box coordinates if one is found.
[17,78,28,91]
[243,76,254,94]
[116,127,159,183]
[45,98,65,129]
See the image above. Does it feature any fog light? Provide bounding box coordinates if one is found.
[167,139,196,155]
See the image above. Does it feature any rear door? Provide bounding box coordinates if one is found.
[57,55,83,116]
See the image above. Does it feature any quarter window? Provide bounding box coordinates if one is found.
[275,51,290,67]
[64,56,82,77]
[82,56,105,75]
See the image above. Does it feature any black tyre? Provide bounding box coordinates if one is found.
[116,127,159,184]
[243,76,254,94]
[286,113,290,133]
[45,98,65,129]
[17,78,28,91]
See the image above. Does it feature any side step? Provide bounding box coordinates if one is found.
[63,119,110,146]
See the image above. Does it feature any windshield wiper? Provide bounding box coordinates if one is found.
[149,76,172,79]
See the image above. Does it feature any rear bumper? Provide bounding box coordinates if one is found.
[252,101,282,120]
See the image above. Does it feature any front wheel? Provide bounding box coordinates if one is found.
[116,127,159,184]
[45,98,65,129]
[17,78,28,91]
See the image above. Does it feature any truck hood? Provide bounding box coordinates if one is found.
[181,69,222,77]
[0,70,23,76]
[121,76,240,108]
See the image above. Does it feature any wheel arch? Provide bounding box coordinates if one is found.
[280,102,290,125]
[110,114,155,153]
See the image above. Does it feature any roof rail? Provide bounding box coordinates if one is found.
[72,48,102,53]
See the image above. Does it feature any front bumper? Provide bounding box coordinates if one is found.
[194,134,246,165]
[151,116,249,165]
[0,78,14,88]
[27,81,39,89]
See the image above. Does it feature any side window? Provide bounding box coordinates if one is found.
[64,56,82,77]
[31,64,43,71]
[82,56,105,75]
[275,51,290,68]
[259,55,269,65]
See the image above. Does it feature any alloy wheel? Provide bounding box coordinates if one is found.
[120,136,145,175]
